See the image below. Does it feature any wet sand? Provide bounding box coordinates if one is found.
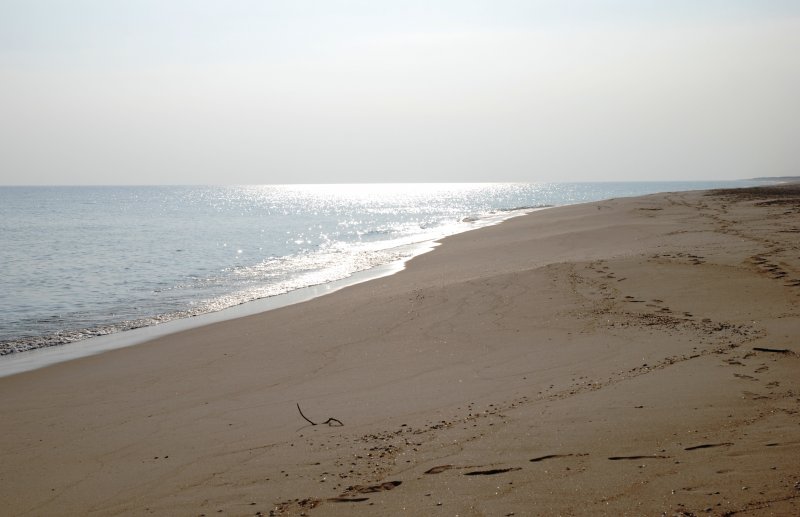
[1,186,798,516]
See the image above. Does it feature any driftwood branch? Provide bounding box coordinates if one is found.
[296,403,316,425]
[296,403,344,427]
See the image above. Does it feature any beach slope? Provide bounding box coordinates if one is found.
[1,187,798,516]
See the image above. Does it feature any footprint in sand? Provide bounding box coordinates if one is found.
[684,443,733,451]
[292,480,402,509]
[348,480,402,493]
[741,391,769,400]
[424,465,456,474]
[753,347,792,354]
[464,467,522,476]
[530,454,584,463]
[327,497,370,503]
[608,455,671,460]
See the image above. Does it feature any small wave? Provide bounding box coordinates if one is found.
[461,205,550,224]
[359,229,391,238]
[0,307,221,357]
[495,205,553,212]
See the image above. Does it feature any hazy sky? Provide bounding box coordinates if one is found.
[1,1,798,185]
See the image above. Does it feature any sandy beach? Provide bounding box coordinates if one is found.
[1,186,798,516]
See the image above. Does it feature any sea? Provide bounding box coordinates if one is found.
[0,182,760,370]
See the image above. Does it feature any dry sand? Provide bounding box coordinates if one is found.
[1,186,798,516]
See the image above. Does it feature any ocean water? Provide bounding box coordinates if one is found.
[0,182,757,357]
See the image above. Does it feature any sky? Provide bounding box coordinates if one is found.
[0,1,798,185]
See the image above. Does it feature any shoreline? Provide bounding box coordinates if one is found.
[1,186,798,516]
[0,244,417,379]
[0,206,537,379]
[0,181,764,366]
